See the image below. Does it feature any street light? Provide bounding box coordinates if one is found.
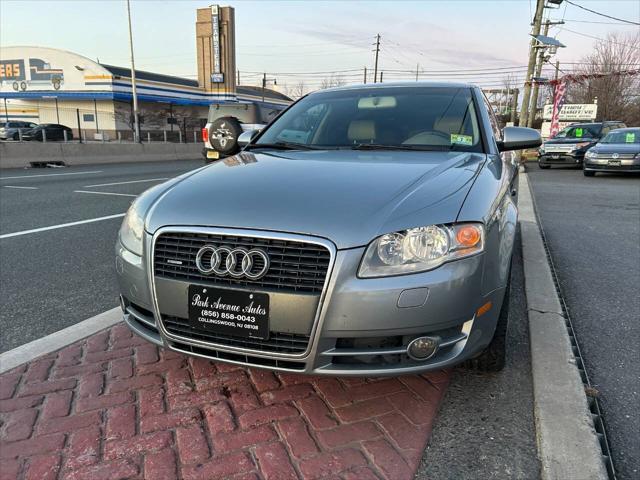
[126,0,141,143]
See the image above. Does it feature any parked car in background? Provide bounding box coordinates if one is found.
[117,82,541,376]
[202,99,290,162]
[538,121,626,169]
[583,127,640,176]
[21,124,73,141]
[0,121,39,140]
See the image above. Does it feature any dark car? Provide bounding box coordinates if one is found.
[0,121,38,140]
[583,127,640,176]
[21,124,73,142]
[538,121,626,169]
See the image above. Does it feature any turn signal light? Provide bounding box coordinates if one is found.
[202,127,209,143]
[456,225,482,247]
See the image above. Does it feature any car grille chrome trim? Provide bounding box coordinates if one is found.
[154,232,331,294]
[148,227,336,360]
[544,145,577,153]
[162,315,310,354]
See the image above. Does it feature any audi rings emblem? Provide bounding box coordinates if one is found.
[195,245,270,280]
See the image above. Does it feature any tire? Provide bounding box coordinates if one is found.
[538,163,551,169]
[12,132,19,141]
[584,170,595,177]
[464,278,510,372]
[208,117,243,156]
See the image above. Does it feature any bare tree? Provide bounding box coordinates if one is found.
[567,32,640,125]
[320,74,345,89]
[286,81,306,99]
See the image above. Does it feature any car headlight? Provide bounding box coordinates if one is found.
[119,200,145,256]
[358,223,484,278]
[585,150,598,159]
[538,146,545,155]
[572,142,592,151]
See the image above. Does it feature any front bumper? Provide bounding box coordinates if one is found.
[584,158,640,173]
[538,152,585,166]
[116,229,504,376]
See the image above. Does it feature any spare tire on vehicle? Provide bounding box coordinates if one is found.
[208,116,243,156]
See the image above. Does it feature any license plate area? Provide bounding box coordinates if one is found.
[188,285,269,340]
[206,150,220,159]
[608,160,621,166]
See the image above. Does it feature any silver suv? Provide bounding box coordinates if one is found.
[117,83,540,376]
[0,121,38,141]
[202,103,286,161]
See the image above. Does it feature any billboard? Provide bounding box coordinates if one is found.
[543,103,598,121]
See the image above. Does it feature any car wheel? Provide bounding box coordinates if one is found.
[584,170,595,177]
[12,132,19,141]
[208,116,243,156]
[464,277,510,372]
[538,163,550,169]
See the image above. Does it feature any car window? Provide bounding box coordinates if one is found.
[482,93,502,142]
[256,86,483,152]
[28,123,38,128]
[555,124,601,139]
[600,129,640,144]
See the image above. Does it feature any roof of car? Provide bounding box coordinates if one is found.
[314,81,477,94]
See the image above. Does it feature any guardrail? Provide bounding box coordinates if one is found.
[5,129,203,144]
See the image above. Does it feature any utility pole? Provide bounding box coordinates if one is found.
[262,73,266,103]
[554,60,560,80]
[416,63,419,81]
[363,67,367,84]
[373,34,381,83]
[519,0,546,127]
[510,88,519,125]
[527,21,553,128]
[379,71,384,83]
[126,0,140,143]
[237,69,240,85]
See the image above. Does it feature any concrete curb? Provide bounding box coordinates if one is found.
[0,308,123,374]
[519,171,608,480]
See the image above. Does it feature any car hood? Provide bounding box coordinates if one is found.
[590,143,640,155]
[146,150,485,249]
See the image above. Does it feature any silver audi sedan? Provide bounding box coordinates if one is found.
[116,83,540,376]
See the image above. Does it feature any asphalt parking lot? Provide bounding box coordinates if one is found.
[528,166,640,479]
[0,160,204,353]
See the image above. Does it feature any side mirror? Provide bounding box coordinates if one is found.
[238,129,260,148]
[498,126,542,151]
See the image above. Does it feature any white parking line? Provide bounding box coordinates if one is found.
[0,170,103,180]
[74,190,137,197]
[0,213,125,240]
[83,177,168,188]
[3,185,38,190]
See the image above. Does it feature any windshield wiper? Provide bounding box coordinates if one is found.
[245,141,319,151]
[348,143,438,151]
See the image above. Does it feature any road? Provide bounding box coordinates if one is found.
[0,160,203,352]
[528,167,640,479]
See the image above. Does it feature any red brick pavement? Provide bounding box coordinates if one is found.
[0,324,450,480]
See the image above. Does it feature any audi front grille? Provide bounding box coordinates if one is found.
[162,315,310,354]
[154,232,331,294]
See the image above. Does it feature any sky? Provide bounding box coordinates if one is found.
[1,0,638,91]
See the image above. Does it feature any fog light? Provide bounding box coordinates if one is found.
[407,336,440,361]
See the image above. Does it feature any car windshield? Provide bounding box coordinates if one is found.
[254,86,483,152]
[555,124,601,139]
[600,129,640,144]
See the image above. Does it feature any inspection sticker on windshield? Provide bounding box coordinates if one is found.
[575,128,584,138]
[451,134,473,146]
[626,132,636,143]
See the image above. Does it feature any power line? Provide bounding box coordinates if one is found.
[565,0,640,26]
[558,27,640,49]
